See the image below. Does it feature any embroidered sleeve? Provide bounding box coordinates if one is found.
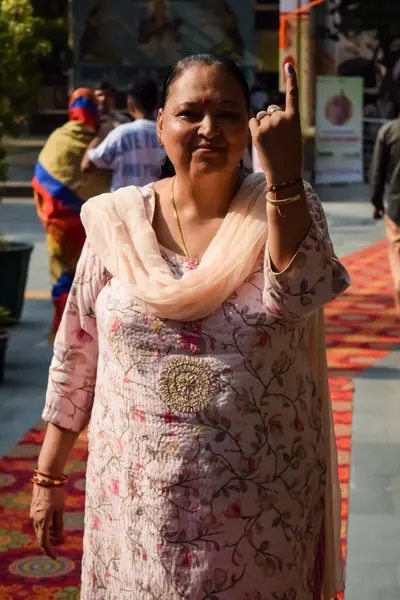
[262,183,350,322]
[42,241,108,432]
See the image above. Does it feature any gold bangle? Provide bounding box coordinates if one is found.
[34,469,67,481]
[31,480,66,488]
[266,190,305,206]
[31,476,67,487]
[266,177,303,193]
[31,471,68,487]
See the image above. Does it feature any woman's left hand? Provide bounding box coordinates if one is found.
[249,64,303,185]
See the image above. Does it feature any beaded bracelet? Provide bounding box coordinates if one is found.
[266,177,303,193]
[31,470,68,487]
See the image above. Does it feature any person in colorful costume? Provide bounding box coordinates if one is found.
[32,88,111,338]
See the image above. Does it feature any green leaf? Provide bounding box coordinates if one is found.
[300,279,308,294]
[301,296,313,306]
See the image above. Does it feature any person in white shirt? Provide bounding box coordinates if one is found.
[82,77,164,190]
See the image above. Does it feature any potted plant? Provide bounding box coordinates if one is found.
[0,234,33,324]
[0,305,10,385]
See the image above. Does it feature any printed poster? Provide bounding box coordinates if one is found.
[315,76,363,184]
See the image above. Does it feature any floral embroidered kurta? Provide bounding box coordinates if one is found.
[42,184,349,600]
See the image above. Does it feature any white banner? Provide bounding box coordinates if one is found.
[315,76,364,184]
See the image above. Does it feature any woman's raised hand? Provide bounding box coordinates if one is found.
[249,64,303,185]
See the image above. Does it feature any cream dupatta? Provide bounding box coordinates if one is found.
[81,173,344,598]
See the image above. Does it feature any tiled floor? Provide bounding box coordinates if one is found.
[0,298,52,456]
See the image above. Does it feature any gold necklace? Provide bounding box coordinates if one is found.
[170,177,199,265]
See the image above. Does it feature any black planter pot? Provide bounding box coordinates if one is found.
[0,330,8,385]
[0,242,34,325]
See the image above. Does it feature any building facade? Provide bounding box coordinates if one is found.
[70,0,256,89]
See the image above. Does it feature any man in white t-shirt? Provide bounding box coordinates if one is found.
[82,77,164,190]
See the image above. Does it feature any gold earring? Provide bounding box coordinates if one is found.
[157,136,163,147]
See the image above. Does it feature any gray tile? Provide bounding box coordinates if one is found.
[0,384,48,456]
[346,514,400,564]
[346,350,400,594]
[348,486,393,516]
[355,385,400,414]
[0,296,52,456]
[345,563,400,600]
[349,468,394,515]
[350,442,400,477]
[389,489,400,516]
[386,420,400,444]
[351,413,387,443]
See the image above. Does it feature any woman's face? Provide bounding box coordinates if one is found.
[157,64,250,177]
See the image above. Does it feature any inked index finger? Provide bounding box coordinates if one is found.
[285,63,299,116]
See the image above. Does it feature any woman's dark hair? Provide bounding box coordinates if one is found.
[159,54,250,179]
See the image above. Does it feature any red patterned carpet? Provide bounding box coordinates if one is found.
[0,240,399,600]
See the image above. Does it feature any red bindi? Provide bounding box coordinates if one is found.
[201,97,212,106]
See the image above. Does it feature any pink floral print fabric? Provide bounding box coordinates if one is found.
[42,185,349,600]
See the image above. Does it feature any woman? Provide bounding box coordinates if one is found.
[30,55,349,599]
[32,88,111,338]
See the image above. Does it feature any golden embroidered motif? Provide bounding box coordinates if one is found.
[159,356,217,413]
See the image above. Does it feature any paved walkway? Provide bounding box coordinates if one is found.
[0,198,52,455]
[346,349,400,600]
[0,186,397,599]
